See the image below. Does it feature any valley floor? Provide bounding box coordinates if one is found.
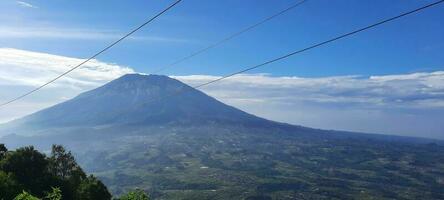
[66,125,444,200]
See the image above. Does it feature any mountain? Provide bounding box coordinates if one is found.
[1,74,444,200]
[2,74,272,135]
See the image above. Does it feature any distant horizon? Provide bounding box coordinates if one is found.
[2,1,444,200]
[1,63,443,140]
[0,0,443,139]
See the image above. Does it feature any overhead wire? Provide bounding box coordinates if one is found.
[193,0,444,89]
[150,0,308,74]
[122,0,444,115]
[0,0,183,108]
[3,0,443,114]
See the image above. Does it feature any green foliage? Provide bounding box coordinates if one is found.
[0,144,111,200]
[118,189,149,200]
[76,175,112,200]
[13,191,40,200]
[0,144,7,160]
[0,146,51,197]
[48,145,86,200]
[0,171,21,200]
[49,145,82,179]
[44,187,62,200]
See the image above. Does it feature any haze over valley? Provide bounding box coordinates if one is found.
[1,0,443,199]
[2,74,444,199]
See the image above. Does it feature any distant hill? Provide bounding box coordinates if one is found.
[1,74,443,200]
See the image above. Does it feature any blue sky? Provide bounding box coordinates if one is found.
[0,0,443,139]
[1,0,443,77]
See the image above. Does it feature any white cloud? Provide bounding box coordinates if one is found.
[173,73,444,139]
[16,1,37,8]
[0,48,443,138]
[0,48,134,88]
[0,26,193,43]
[0,48,134,122]
[173,73,444,109]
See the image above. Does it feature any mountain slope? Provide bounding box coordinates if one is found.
[3,74,271,133]
[1,73,444,200]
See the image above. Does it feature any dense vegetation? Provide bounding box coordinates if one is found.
[3,125,444,200]
[0,144,149,200]
[70,125,444,200]
[0,144,111,200]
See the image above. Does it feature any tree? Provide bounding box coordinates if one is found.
[13,191,40,200]
[0,145,111,200]
[118,189,150,200]
[76,175,111,200]
[0,171,21,200]
[0,146,52,197]
[49,145,81,179]
[0,144,7,160]
[48,145,87,200]
[44,187,62,200]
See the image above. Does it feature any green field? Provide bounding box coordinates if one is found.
[65,125,444,200]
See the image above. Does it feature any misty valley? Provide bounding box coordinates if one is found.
[1,75,444,200]
[1,0,444,199]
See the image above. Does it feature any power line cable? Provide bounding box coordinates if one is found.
[193,0,444,89]
[125,0,444,114]
[150,0,308,74]
[0,0,183,108]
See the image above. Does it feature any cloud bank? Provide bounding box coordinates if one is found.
[174,72,444,110]
[0,48,442,139]
[0,48,134,122]
[174,73,444,139]
[0,48,134,88]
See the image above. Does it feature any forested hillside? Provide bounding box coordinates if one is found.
[0,144,148,200]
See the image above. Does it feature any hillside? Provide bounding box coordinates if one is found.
[1,74,444,200]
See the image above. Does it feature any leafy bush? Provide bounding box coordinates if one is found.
[118,189,150,200]
[13,191,40,200]
[76,175,112,200]
[45,187,62,200]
